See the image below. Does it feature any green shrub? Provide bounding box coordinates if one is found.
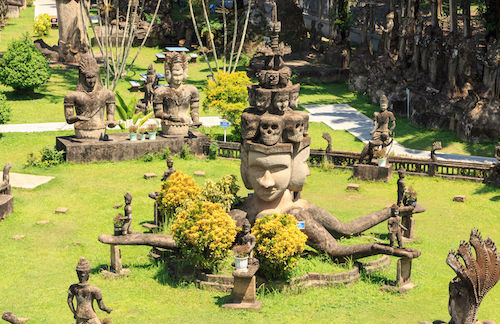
[26,0,34,6]
[34,14,51,36]
[0,34,51,92]
[25,146,65,168]
[156,171,200,224]
[252,214,308,280]
[180,143,193,160]
[171,200,237,271]
[208,141,218,160]
[0,94,11,124]
[202,71,250,135]
[200,174,240,212]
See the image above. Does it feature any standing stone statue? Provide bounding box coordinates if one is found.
[67,258,112,324]
[235,218,256,254]
[387,205,405,248]
[397,168,406,206]
[161,157,176,181]
[0,162,11,195]
[359,95,395,164]
[64,55,117,140]
[55,0,90,63]
[122,193,132,234]
[153,52,201,136]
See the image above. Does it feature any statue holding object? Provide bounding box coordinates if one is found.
[153,52,201,136]
[64,55,117,140]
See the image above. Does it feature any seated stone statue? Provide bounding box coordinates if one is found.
[64,55,117,140]
[153,52,201,136]
[67,258,112,324]
[359,95,396,164]
[0,162,11,195]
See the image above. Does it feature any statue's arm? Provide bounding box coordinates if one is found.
[67,287,76,318]
[189,86,201,126]
[105,90,117,127]
[389,113,396,134]
[94,288,112,314]
[152,89,168,120]
[370,113,378,135]
[64,93,89,124]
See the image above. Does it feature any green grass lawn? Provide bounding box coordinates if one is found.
[0,130,499,323]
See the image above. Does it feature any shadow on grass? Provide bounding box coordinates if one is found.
[360,271,392,286]
[474,183,500,201]
[213,295,233,307]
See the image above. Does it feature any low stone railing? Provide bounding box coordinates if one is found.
[205,141,492,182]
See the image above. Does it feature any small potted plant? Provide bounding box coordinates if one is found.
[113,214,127,236]
[129,125,138,141]
[138,127,147,141]
[404,186,418,207]
[374,148,387,167]
[147,123,157,140]
[232,245,250,271]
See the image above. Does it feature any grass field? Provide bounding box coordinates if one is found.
[0,129,499,323]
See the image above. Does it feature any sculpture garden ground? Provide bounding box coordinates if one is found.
[0,132,498,322]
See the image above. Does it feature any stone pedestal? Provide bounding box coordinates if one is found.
[381,258,417,293]
[353,163,393,182]
[101,244,130,278]
[223,274,262,310]
[0,194,14,221]
[56,130,209,163]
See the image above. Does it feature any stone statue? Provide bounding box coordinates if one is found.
[137,64,159,113]
[235,218,256,254]
[232,3,421,262]
[359,95,395,164]
[122,192,132,234]
[431,141,442,162]
[421,229,500,324]
[161,157,176,181]
[153,52,201,136]
[381,12,395,56]
[64,55,117,140]
[387,204,405,247]
[0,162,11,195]
[67,258,112,324]
[55,0,90,63]
[1,312,27,324]
[322,132,332,153]
[397,168,406,206]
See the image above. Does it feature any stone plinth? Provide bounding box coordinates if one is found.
[381,257,417,293]
[0,194,14,221]
[353,164,393,182]
[56,130,209,163]
[223,274,262,310]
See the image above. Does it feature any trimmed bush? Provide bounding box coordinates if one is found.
[156,171,200,224]
[171,201,237,271]
[200,174,240,212]
[25,145,65,168]
[0,34,51,91]
[0,94,11,124]
[252,213,308,279]
[34,13,51,36]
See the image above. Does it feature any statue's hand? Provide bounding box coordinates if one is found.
[191,121,202,128]
[107,121,118,128]
[76,115,90,122]
[106,308,112,314]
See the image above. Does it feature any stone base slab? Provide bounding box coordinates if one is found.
[380,282,418,294]
[101,268,131,279]
[222,300,262,310]
[56,130,210,163]
[0,194,14,221]
[353,163,393,182]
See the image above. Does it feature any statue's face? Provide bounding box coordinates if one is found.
[169,63,185,87]
[247,151,291,202]
[289,146,310,192]
[167,160,173,168]
[380,104,388,111]
[273,92,289,113]
[84,73,97,90]
[289,91,299,109]
[77,270,89,283]
[255,93,271,112]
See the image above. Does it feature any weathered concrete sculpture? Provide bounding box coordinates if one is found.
[359,95,395,164]
[397,168,407,206]
[153,52,201,136]
[232,1,421,262]
[1,312,28,324]
[122,192,132,235]
[67,257,112,324]
[64,55,117,140]
[421,229,500,324]
[161,156,176,182]
[484,142,500,187]
[235,218,256,254]
[137,64,159,113]
[55,0,90,63]
[387,205,405,248]
[0,162,13,221]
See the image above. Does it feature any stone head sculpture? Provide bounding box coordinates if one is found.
[75,257,91,283]
[165,52,189,87]
[446,229,500,324]
[278,67,292,87]
[124,192,132,204]
[288,137,311,193]
[167,156,174,168]
[247,85,256,107]
[271,89,290,114]
[380,95,389,111]
[77,55,100,92]
[289,84,301,109]
[241,111,261,141]
[259,113,284,146]
[258,70,280,88]
[398,168,406,178]
[283,111,305,143]
[254,88,272,113]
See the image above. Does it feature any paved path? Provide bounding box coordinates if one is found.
[0,172,54,189]
[304,104,497,164]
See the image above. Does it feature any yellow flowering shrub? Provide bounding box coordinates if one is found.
[156,171,200,224]
[200,174,241,212]
[171,201,237,271]
[252,214,308,279]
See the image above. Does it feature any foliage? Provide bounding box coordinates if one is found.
[115,92,153,130]
[208,141,218,160]
[0,94,11,124]
[156,171,201,224]
[26,0,34,6]
[180,143,193,160]
[478,2,500,37]
[113,214,126,227]
[374,148,387,159]
[202,71,250,134]
[25,145,65,168]
[200,174,240,212]
[405,186,418,200]
[0,34,51,91]
[33,14,51,36]
[171,201,236,271]
[252,214,307,280]
[232,244,251,258]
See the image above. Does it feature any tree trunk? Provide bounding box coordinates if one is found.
[56,0,90,63]
[462,0,471,38]
[98,233,178,249]
[449,0,457,33]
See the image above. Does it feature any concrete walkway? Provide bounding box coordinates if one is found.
[304,104,497,164]
[0,172,54,189]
